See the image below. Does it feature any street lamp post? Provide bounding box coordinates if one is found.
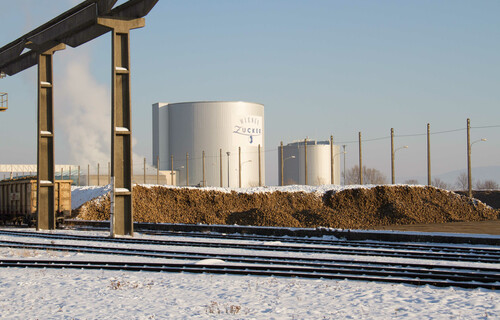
[391,145,408,184]
[332,150,346,185]
[467,132,487,198]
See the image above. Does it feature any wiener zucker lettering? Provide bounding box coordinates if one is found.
[233,116,262,144]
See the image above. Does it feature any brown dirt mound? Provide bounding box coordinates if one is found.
[73,185,499,229]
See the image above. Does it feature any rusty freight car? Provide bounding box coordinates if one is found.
[0,177,72,226]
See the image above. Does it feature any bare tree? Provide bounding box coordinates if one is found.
[404,179,419,185]
[455,172,468,191]
[345,165,387,185]
[476,179,499,190]
[432,178,450,190]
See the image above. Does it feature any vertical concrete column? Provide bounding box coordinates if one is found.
[36,43,65,231]
[98,17,145,236]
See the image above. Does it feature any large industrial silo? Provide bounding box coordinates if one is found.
[153,101,265,187]
[278,140,340,186]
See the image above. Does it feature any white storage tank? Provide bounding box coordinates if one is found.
[153,101,265,187]
[278,140,340,186]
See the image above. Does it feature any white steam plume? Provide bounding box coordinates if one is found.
[57,49,111,166]
[56,48,145,170]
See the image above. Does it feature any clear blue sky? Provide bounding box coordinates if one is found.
[1,0,499,185]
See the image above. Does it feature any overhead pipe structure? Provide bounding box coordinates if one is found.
[0,0,158,235]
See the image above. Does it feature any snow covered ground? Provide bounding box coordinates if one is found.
[0,229,499,319]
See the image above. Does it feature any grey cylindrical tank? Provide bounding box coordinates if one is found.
[278,140,340,186]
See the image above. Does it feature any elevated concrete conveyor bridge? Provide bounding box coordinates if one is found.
[0,0,158,236]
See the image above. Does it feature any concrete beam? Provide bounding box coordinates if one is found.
[27,4,98,46]
[109,0,159,19]
[0,0,117,74]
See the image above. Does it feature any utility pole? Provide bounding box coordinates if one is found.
[427,123,431,186]
[467,118,472,197]
[280,142,284,186]
[330,135,334,184]
[358,132,363,185]
[304,138,308,185]
[391,128,395,184]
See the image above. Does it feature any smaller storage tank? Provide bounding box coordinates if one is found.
[278,140,341,186]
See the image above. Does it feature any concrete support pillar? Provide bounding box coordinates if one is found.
[98,17,145,236]
[36,43,65,231]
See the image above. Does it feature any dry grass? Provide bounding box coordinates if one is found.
[205,301,243,315]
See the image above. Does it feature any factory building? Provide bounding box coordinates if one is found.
[278,140,341,186]
[152,101,265,187]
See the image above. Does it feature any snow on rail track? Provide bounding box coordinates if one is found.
[0,228,499,290]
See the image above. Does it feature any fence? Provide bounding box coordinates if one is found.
[0,118,498,190]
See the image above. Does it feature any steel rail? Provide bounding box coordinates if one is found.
[0,259,498,290]
[138,229,500,255]
[1,239,499,277]
[1,230,499,263]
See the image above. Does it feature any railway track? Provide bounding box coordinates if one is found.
[1,229,500,264]
[1,229,499,289]
[0,258,498,290]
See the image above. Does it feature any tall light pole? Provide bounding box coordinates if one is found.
[332,150,346,185]
[358,132,363,185]
[427,123,431,186]
[391,145,408,184]
[467,127,487,198]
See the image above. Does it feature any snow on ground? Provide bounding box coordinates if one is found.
[2,268,499,319]
[71,184,112,210]
[0,228,499,319]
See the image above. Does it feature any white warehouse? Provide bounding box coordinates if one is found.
[152,101,265,187]
[278,140,341,186]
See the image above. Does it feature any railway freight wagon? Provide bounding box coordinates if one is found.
[0,177,72,225]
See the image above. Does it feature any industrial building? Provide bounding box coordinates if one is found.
[278,140,341,186]
[152,101,265,187]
